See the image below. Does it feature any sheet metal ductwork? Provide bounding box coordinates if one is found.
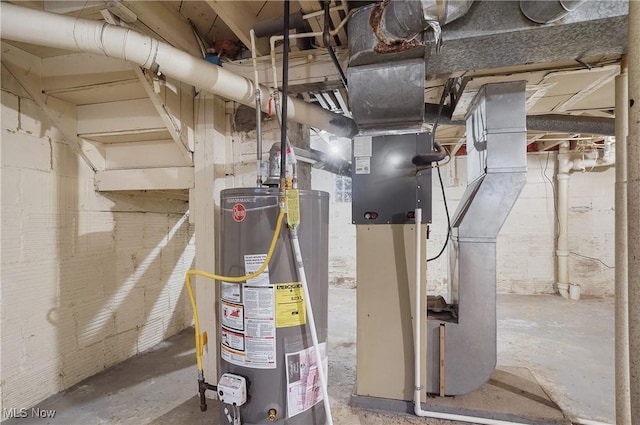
[520,0,587,24]
[426,82,527,395]
[377,0,474,44]
[347,0,472,133]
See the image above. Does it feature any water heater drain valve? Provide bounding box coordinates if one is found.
[217,373,247,406]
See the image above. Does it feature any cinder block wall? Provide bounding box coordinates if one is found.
[312,154,615,297]
[310,170,356,287]
[1,81,195,409]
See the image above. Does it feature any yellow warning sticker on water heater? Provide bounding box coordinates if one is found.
[275,282,306,328]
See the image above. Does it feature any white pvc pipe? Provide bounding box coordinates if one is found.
[556,142,571,299]
[413,208,423,416]
[555,141,616,300]
[411,211,529,425]
[290,231,333,425]
[0,2,356,138]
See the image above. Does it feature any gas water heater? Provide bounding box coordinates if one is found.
[218,188,329,425]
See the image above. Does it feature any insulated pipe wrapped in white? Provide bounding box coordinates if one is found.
[0,3,358,138]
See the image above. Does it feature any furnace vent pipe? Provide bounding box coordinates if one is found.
[520,0,587,24]
[0,2,357,139]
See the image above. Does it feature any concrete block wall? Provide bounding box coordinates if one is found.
[1,84,195,410]
[310,153,615,296]
[310,170,356,286]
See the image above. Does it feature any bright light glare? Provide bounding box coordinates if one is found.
[388,154,402,166]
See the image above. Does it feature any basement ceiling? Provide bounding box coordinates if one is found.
[2,0,627,157]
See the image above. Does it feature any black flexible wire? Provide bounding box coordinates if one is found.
[280,0,290,183]
[427,166,451,262]
[426,81,453,262]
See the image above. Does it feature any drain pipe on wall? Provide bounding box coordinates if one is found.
[556,141,615,300]
[556,142,572,299]
[0,2,357,139]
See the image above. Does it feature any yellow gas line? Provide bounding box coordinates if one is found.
[185,207,285,372]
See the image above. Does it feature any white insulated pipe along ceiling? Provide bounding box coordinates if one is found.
[0,2,358,138]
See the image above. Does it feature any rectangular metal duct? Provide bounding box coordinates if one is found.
[347,4,429,133]
[426,81,527,395]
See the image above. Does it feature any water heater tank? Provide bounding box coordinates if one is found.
[219,188,329,425]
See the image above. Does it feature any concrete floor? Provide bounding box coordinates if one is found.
[2,288,614,425]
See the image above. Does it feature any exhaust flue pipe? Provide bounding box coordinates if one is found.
[0,3,358,138]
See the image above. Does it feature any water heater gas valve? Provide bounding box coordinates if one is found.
[217,373,247,406]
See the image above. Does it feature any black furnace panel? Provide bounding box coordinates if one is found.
[352,133,432,224]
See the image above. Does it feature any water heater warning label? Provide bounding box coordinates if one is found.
[221,302,244,331]
[221,327,244,351]
[244,254,270,286]
[221,262,277,370]
[275,282,306,328]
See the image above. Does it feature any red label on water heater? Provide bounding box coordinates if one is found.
[232,204,246,222]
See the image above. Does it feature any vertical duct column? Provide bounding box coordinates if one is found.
[627,1,640,423]
[615,56,631,425]
[426,82,527,395]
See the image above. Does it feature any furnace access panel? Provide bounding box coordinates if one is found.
[351,133,432,225]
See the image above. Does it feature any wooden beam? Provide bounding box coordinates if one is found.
[131,66,193,162]
[204,1,269,54]
[555,66,618,113]
[95,167,194,191]
[189,94,229,382]
[1,42,104,171]
[448,138,466,157]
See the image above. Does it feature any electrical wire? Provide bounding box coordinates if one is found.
[541,151,561,240]
[279,0,290,190]
[427,166,451,262]
[569,251,614,269]
[426,80,453,262]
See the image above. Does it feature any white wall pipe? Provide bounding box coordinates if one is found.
[614,55,632,425]
[555,141,616,300]
[411,209,528,425]
[289,231,333,425]
[0,2,357,138]
[413,208,423,416]
[570,157,615,172]
[556,142,571,299]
